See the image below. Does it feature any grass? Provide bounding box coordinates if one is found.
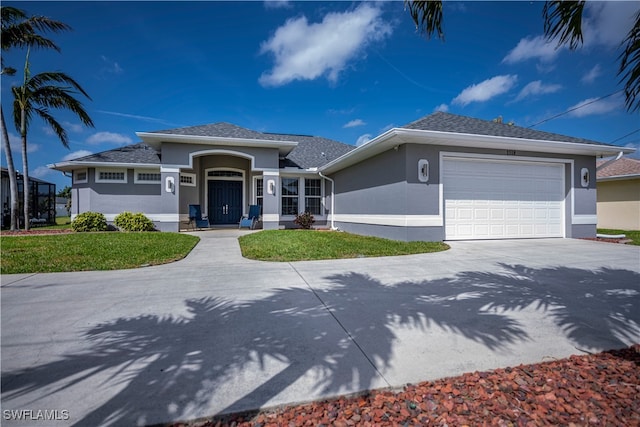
[0,232,200,274]
[597,228,640,246]
[239,230,449,261]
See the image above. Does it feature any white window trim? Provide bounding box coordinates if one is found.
[180,172,196,187]
[279,176,326,218]
[134,168,162,184]
[303,177,324,217]
[96,167,127,184]
[253,176,264,204]
[74,169,88,184]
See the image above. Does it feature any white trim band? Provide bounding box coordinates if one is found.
[572,215,598,225]
[332,214,443,227]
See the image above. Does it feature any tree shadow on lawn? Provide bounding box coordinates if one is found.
[1,265,638,426]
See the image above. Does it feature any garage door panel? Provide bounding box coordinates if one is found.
[444,158,564,240]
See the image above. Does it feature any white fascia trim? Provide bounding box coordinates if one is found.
[320,127,633,174]
[104,213,180,222]
[572,215,598,225]
[261,169,280,176]
[160,167,180,173]
[331,214,443,227]
[136,132,298,155]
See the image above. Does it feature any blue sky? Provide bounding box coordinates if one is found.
[2,1,639,190]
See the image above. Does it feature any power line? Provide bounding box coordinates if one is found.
[609,128,640,144]
[527,90,623,128]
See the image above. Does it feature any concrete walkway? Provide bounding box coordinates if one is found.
[1,232,639,426]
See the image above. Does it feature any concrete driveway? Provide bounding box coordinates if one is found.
[2,233,639,427]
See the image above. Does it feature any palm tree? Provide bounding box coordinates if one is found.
[12,49,94,230]
[405,0,640,113]
[1,6,70,230]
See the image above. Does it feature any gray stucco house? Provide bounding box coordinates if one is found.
[49,112,633,241]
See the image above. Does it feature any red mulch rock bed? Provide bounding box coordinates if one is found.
[174,345,640,427]
[1,229,73,236]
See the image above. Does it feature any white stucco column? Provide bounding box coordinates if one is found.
[261,170,280,230]
[160,167,180,232]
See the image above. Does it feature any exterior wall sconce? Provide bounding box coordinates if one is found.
[418,159,429,182]
[267,179,276,195]
[580,167,590,187]
[165,176,175,193]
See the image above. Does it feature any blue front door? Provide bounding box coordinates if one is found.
[208,180,243,225]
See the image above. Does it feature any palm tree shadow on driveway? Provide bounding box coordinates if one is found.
[1,264,638,426]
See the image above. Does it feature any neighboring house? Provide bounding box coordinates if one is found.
[596,157,640,231]
[49,112,633,241]
[1,167,57,228]
[56,197,70,218]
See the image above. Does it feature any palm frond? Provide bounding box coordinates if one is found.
[31,85,94,128]
[543,0,585,50]
[27,71,92,99]
[619,11,640,112]
[34,107,68,147]
[405,0,444,41]
[1,6,69,52]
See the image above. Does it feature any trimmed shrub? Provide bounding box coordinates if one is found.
[294,211,315,230]
[114,211,156,232]
[71,212,108,232]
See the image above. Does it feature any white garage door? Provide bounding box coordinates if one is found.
[443,157,564,240]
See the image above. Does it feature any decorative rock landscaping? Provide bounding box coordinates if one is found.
[176,345,639,427]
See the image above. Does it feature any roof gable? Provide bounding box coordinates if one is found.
[147,122,355,169]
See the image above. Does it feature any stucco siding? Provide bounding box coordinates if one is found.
[332,146,407,215]
[161,142,279,170]
[597,178,640,230]
[328,143,598,241]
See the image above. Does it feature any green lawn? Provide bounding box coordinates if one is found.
[239,230,449,261]
[597,228,640,246]
[0,233,200,274]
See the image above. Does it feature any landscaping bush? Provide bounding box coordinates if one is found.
[294,211,315,229]
[114,211,156,232]
[71,212,107,232]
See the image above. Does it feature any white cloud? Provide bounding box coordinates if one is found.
[43,122,84,136]
[380,123,394,133]
[502,35,563,64]
[567,94,624,117]
[582,2,639,47]
[31,165,53,179]
[434,103,449,112]
[96,110,178,127]
[356,133,372,146]
[624,140,640,158]
[259,3,392,86]
[6,131,40,154]
[101,55,123,75]
[62,150,93,161]
[86,132,132,145]
[515,80,562,101]
[343,119,366,128]
[264,0,291,9]
[581,64,602,84]
[452,75,518,106]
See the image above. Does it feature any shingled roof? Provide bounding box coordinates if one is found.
[404,112,610,146]
[597,157,640,179]
[65,125,355,169]
[68,142,161,164]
